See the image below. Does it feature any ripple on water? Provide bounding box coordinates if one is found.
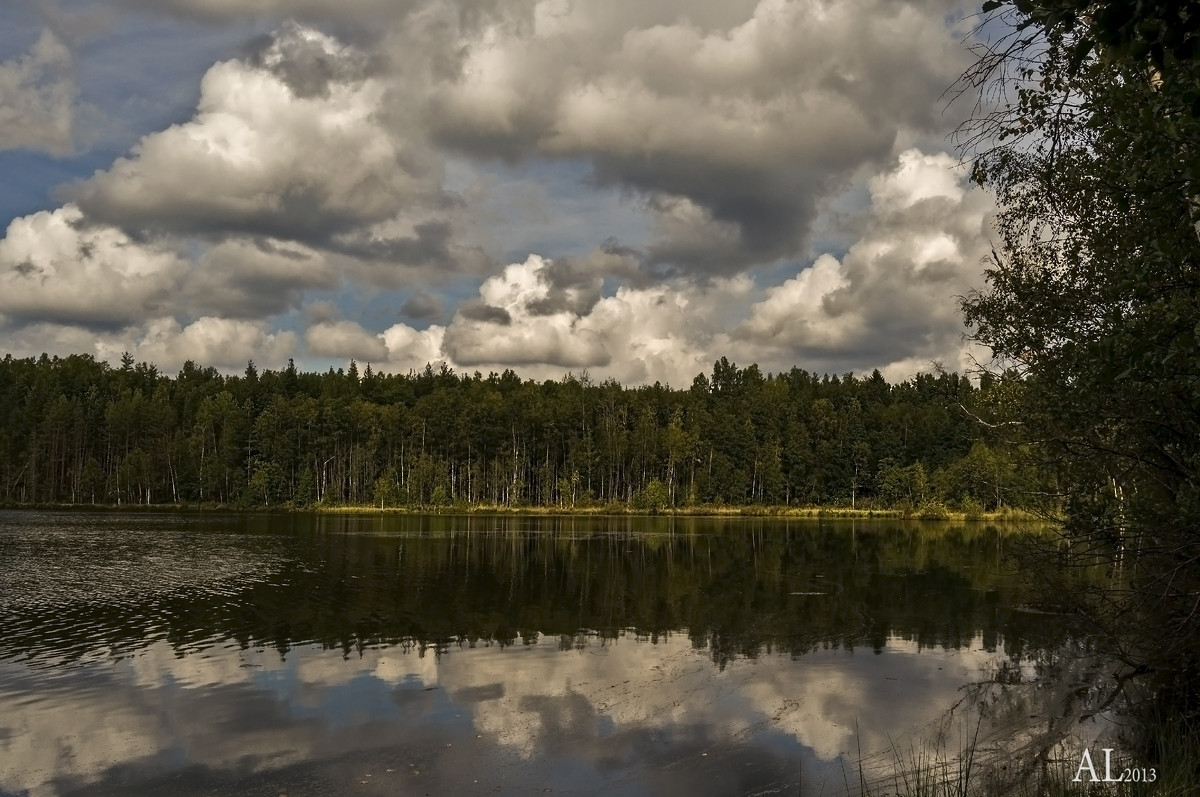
[0,512,291,667]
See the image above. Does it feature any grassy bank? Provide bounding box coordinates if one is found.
[0,499,1041,523]
[315,502,1040,522]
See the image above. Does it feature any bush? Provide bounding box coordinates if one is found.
[917,501,950,521]
[633,479,670,513]
[960,496,985,520]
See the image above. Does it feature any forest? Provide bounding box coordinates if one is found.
[0,352,1034,513]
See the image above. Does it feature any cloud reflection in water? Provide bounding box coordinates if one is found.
[0,632,1010,796]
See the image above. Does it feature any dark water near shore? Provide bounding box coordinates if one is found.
[0,511,1085,795]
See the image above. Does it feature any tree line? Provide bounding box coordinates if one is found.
[0,352,1036,512]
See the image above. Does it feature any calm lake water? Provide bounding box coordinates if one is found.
[0,511,1088,795]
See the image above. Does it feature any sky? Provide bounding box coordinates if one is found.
[0,0,997,385]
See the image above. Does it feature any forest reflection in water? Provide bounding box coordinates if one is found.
[0,512,1097,795]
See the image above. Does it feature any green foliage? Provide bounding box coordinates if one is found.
[373,468,399,508]
[248,460,287,506]
[935,442,1016,511]
[962,0,1200,728]
[295,465,315,506]
[916,501,951,521]
[0,353,1044,514]
[959,496,985,520]
[633,479,671,513]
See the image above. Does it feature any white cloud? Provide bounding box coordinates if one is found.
[71,22,449,256]
[738,253,852,348]
[425,149,995,384]
[430,0,975,273]
[0,8,994,383]
[380,321,447,371]
[129,316,296,370]
[305,319,389,361]
[737,149,996,375]
[0,29,74,154]
[442,255,611,369]
[0,149,992,383]
[0,205,185,326]
[0,316,295,373]
[431,254,743,385]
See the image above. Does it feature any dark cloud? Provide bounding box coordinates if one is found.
[12,260,40,277]
[522,255,603,316]
[183,237,336,319]
[246,21,380,99]
[733,150,995,379]
[304,299,340,324]
[108,0,420,24]
[400,289,443,320]
[0,2,990,383]
[456,298,511,325]
[335,221,457,267]
[427,0,969,278]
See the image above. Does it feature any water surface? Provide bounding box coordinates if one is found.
[0,512,1072,795]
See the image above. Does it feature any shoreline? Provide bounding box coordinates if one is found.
[0,501,1043,523]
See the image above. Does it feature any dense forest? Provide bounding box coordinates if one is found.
[0,352,1034,512]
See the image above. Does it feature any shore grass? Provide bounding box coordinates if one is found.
[305,500,1039,523]
[0,499,1041,523]
[857,719,1200,797]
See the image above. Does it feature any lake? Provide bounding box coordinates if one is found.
[0,511,1094,795]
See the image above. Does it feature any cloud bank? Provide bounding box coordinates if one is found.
[0,3,995,380]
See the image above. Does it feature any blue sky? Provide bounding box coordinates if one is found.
[0,0,994,384]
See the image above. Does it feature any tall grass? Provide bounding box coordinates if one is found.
[859,729,1195,797]
[856,720,1200,797]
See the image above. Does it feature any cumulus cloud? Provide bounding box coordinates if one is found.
[0,29,74,154]
[408,149,993,384]
[302,302,447,371]
[246,22,379,98]
[0,316,296,373]
[184,237,336,318]
[127,316,297,370]
[304,319,389,361]
[737,149,996,376]
[69,22,452,259]
[380,322,446,371]
[0,205,184,326]
[0,21,490,371]
[430,0,974,275]
[442,255,609,369]
[69,1,975,282]
[431,254,742,383]
[0,5,993,383]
